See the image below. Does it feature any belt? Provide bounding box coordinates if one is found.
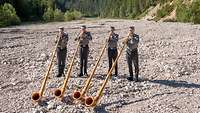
[127,48,137,52]
[108,47,117,50]
[57,47,66,50]
[80,45,88,47]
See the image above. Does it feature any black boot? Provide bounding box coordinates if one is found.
[57,66,62,77]
[78,73,83,77]
[56,73,62,77]
[84,73,89,76]
[114,71,118,77]
[61,65,65,77]
[127,76,133,81]
[135,74,139,82]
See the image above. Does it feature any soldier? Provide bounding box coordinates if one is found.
[55,27,69,77]
[75,25,92,77]
[123,26,140,82]
[107,26,119,76]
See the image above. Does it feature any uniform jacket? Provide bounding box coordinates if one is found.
[126,33,139,51]
[78,32,92,46]
[108,33,119,49]
[55,32,69,49]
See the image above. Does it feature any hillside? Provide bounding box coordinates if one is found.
[1,0,200,27]
[141,0,198,22]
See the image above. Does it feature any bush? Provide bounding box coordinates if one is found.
[43,8,54,22]
[157,4,174,18]
[54,9,64,21]
[190,0,200,24]
[0,3,21,27]
[64,10,82,21]
[64,11,75,21]
[73,10,82,19]
[176,4,191,23]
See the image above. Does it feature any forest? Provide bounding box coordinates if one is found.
[0,0,200,27]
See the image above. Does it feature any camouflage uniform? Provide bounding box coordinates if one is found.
[55,32,68,77]
[77,32,92,76]
[126,33,139,81]
[107,33,119,76]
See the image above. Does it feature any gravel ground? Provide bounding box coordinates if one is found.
[0,19,200,113]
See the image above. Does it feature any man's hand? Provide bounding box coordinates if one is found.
[122,34,130,44]
[108,31,113,40]
[122,38,129,44]
[79,31,85,39]
[55,35,61,44]
[127,32,133,37]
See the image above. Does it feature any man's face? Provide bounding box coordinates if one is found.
[111,28,114,32]
[129,28,134,34]
[59,29,64,34]
[81,27,86,32]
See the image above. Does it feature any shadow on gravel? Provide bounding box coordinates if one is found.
[61,95,74,105]
[0,44,28,50]
[94,100,125,113]
[38,97,55,107]
[150,79,200,88]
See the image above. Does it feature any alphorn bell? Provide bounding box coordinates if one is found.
[32,36,60,102]
[73,40,107,101]
[54,41,80,99]
[84,41,126,107]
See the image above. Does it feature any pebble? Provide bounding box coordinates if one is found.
[32,110,41,113]
[57,105,62,110]
[19,58,24,63]
[38,53,48,61]
[47,101,57,110]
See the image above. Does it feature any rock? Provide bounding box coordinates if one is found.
[32,109,44,113]
[47,101,57,110]
[38,53,48,61]
[57,105,62,110]
[124,86,129,91]
[19,58,24,63]
[1,60,8,65]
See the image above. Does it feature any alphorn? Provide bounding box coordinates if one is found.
[54,41,80,99]
[84,42,126,107]
[73,40,107,101]
[32,36,60,102]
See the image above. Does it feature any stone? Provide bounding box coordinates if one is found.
[32,110,41,113]
[38,53,48,61]
[57,105,62,110]
[47,101,57,110]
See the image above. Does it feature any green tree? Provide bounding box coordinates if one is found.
[64,10,82,21]
[54,9,64,21]
[176,3,191,22]
[0,3,21,27]
[190,0,200,24]
[43,8,54,22]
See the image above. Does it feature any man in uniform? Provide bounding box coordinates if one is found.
[123,26,140,82]
[107,26,119,76]
[75,25,92,77]
[55,27,69,77]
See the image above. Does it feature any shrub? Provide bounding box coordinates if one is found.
[64,10,82,21]
[190,0,200,24]
[0,3,21,27]
[64,11,75,21]
[163,18,177,22]
[176,4,191,23]
[54,9,64,21]
[157,4,174,18]
[43,8,54,22]
[72,10,82,19]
